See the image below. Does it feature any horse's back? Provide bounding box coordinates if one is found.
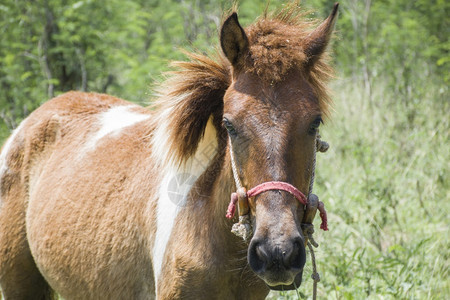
[0,91,156,299]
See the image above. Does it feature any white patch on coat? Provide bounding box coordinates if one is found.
[86,105,150,150]
[152,168,183,295]
[0,120,27,205]
[152,117,218,296]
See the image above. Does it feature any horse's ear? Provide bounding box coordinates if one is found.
[304,3,339,66]
[220,12,249,67]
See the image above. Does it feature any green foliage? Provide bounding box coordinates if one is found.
[0,0,448,299]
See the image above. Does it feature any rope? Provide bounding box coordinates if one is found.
[228,137,252,241]
[302,223,320,299]
[308,133,318,196]
[247,181,307,205]
[306,130,328,299]
[309,131,329,195]
[228,136,243,190]
[305,131,329,299]
[308,131,329,231]
[307,241,320,300]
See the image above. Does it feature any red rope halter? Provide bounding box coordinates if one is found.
[225,181,328,231]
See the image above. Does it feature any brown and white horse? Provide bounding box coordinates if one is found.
[0,3,338,299]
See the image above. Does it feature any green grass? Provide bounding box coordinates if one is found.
[268,78,449,299]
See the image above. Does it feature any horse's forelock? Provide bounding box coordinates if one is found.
[242,4,333,115]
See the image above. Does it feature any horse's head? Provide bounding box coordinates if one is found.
[220,4,338,290]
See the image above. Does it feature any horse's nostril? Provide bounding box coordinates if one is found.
[248,240,267,274]
[284,237,306,270]
[256,243,269,262]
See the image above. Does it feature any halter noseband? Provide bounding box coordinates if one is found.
[226,181,307,218]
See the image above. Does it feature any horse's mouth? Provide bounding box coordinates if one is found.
[266,272,303,291]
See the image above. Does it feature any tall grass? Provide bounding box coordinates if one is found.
[268,78,449,299]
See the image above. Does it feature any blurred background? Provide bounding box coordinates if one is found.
[0,0,448,298]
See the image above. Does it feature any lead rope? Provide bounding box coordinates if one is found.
[307,241,320,300]
[308,133,320,300]
[307,131,329,300]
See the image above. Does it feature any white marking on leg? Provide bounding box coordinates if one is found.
[152,117,218,296]
[85,105,150,150]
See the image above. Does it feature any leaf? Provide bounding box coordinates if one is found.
[20,71,33,81]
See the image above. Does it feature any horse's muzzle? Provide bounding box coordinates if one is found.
[248,236,306,287]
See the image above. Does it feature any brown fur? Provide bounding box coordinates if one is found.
[0,3,337,299]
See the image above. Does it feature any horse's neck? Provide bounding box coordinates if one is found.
[188,152,244,251]
[164,151,264,294]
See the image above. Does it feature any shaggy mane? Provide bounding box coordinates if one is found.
[150,3,333,166]
[149,52,230,167]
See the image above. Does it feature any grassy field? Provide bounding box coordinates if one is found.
[268,78,449,299]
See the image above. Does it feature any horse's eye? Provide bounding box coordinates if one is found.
[223,118,237,136]
[308,117,322,135]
